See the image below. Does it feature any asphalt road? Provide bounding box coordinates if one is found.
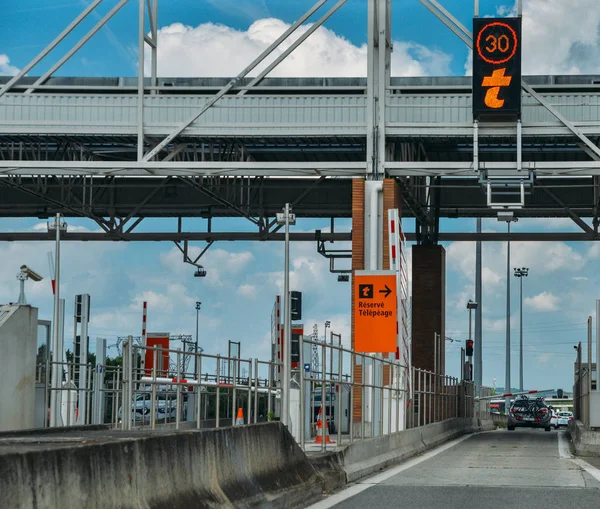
[311,430,600,509]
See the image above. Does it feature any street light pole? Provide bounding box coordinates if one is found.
[514,268,529,392]
[48,213,66,427]
[277,203,296,427]
[497,212,517,412]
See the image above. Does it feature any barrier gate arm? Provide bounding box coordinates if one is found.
[476,389,555,401]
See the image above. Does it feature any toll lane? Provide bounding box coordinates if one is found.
[313,430,600,509]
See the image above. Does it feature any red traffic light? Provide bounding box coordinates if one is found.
[466,340,474,357]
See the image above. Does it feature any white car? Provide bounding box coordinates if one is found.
[550,409,558,428]
[556,411,573,428]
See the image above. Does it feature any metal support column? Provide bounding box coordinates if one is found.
[137,0,146,161]
[505,221,512,411]
[475,218,482,388]
[50,214,62,428]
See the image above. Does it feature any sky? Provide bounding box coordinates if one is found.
[1,0,600,392]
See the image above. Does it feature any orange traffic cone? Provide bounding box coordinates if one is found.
[314,406,334,444]
[235,408,244,425]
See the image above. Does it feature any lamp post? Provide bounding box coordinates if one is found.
[194,302,201,378]
[277,203,296,427]
[498,212,518,412]
[513,268,528,391]
[47,214,67,427]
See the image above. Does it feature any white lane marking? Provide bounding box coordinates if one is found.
[306,433,474,509]
[558,431,572,459]
[571,459,600,483]
[558,430,600,483]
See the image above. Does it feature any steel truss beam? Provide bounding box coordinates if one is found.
[1,232,598,242]
[540,186,594,234]
[385,161,600,177]
[142,0,337,162]
[0,161,365,177]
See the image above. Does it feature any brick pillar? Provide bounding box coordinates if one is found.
[411,245,446,374]
[351,179,365,423]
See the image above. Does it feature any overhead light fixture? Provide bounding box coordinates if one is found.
[497,211,517,223]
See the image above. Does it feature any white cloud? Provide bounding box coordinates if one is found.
[488,1,600,74]
[572,276,588,281]
[160,246,254,287]
[237,283,258,298]
[524,291,560,312]
[447,240,584,283]
[31,222,98,233]
[151,18,452,78]
[588,244,600,259]
[0,53,18,76]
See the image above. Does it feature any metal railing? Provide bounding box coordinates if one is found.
[120,340,281,431]
[112,338,472,452]
[36,360,123,428]
[411,367,462,428]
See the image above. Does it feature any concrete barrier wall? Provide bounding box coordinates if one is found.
[0,423,321,509]
[568,419,600,456]
[340,418,479,482]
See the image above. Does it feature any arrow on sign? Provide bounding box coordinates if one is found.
[379,285,392,298]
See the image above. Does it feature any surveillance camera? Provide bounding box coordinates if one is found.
[20,265,43,282]
[194,268,207,278]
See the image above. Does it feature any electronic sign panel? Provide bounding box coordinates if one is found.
[473,17,522,120]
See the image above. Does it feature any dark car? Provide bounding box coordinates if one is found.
[507,396,552,431]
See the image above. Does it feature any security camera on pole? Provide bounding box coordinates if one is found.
[16,265,43,305]
[277,203,296,427]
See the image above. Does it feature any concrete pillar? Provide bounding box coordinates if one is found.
[351,178,402,426]
[0,305,38,431]
[411,245,446,375]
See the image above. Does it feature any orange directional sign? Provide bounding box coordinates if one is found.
[354,271,397,353]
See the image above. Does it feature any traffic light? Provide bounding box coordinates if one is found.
[466,339,474,357]
[469,363,473,382]
[557,388,564,399]
[291,291,302,321]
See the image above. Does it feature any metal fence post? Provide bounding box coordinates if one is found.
[247,359,252,426]
[371,357,376,437]
[361,356,366,439]
[151,347,157,429]
[321,341,327,452]
[232,357,237,427]
[175,349,181,430]
[253,359,259,424]
[349,352,354,443]
[196,352,203,429]
[337,345,343,445]
[216,354,221,428]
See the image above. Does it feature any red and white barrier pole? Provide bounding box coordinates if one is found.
[141,301,147,370]
[476,389,555,401]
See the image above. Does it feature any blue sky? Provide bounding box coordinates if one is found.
[1,0,600,392]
